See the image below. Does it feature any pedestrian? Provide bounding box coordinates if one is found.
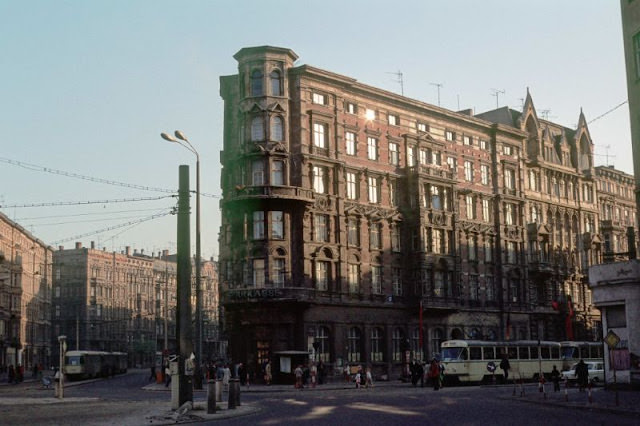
[438,359,446,389]
[164,364,171,387]
[264,360,272,385]
[355,369,362,388]
[310,362,317,388]
[575,360,589,392]
[365,366,374,388]
[416,362,424,387]
[500,353,511,384]
[149,364,156,382]
[8,365,15,384]
[238,363,247,386]
[429,358,441,390]
[294,365,303,389]
[410,361,418,386]
[223,364,231,391]
[317,360,325,385]
[550,365,561,392]
[343,364,350,383]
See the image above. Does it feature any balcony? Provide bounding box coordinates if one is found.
[223,287,316,304]
[223,185,314,204]
[409,165,454,180]
[601,219,625,231]
[420,295,461,312]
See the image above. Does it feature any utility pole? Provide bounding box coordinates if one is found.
[176,165,193,405]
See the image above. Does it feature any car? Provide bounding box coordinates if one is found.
[561,361,605,385]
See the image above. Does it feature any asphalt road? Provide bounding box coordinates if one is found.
[1,371,637,425]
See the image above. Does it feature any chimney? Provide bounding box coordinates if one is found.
[90,241,95,249]
[163,249,169,259]
[126,246,131,256]
[58,246,64,251]
[141,249,145,256]
[75,242,82,249]
[134,249,138,255]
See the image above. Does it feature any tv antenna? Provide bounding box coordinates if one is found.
[594,145,616,167]
[386,70,404,96]
[490,89,505,108]
[539,109,556,120]
[430,82,443,107]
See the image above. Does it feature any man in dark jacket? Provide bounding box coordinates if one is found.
[575,360,589,392]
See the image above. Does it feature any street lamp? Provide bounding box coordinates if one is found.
[161,130,203,389]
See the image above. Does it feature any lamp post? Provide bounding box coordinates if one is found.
[161,130,202,389]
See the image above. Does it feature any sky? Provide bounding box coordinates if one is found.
[0,0,632,260]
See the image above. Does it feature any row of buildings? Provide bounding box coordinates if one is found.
[217,45,638,379]
[1,211,220,370]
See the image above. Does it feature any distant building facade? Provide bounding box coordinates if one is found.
[218,46,635,379]
[52,243,219,366]
[0,211,53,370]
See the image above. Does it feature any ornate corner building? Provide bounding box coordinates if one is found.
[218,46,637,377]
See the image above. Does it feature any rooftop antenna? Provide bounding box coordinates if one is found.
[539,109,556,120]
[430,82,443,107]
[490,88,505,108]
[386,70,404,96]
[518,98,525,111]
[594,145,616,167]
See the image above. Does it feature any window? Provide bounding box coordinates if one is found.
[407,146,416,166]
[482,199,490,222]
[250,69,263,96]
[348,263,360,293]
[388,114,399,126]
[347,217,360,246]
[270,70,282,96]
[464,160,474,182]
[368,176,379,203]
[503,145,513,155]
[316,327,330,362]
[432,150,442,165]
[480,139,488,150]
[504,169,515,190]
[365,108,376,121]
[313,92,327,105]
[345,131,356,156]
[606,305,626,328]
[484,240,493,262]
[253,211,265,239]
[432,229,445,253]
[392,328,404,362]
[313,123,327,148]
[419,148,428,165]
[272,258,285,288]
[505,203,515,225]
[468,237,477,261]
[445,130,455,141]
[346,102,357,114]
[389,142,399,165]
[346,171,358,200]
[392,267,402,296]
[466,195,476,219]
[391,225,401,252]
[271,160,284,185]
[348,327,361,362]
[371,327,383,361]
[389,179,398,206]
[251,117,264,141]
[315,261,329,291]
[486,276,494,300]
[271,211,284,239]
[417,122,429,132]
[371,266,382,294]
[367,137,378,160]
[312,166,326,193]
[463,135,472,146]
[314,214,329,242]
[481,165,490,185]
[411,328,423,361]
[252,258,265,287]
[271,116,283,141]
[469,275,479,300]
[370,222,382,249]
[447,156,457,172]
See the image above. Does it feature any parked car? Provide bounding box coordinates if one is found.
[561,361,605,385]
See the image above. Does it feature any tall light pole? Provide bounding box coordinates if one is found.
[161,130,203,389]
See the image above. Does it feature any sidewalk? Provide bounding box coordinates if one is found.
[498,382,640,417]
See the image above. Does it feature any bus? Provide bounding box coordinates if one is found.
[560,341,604,371]
[440,340,562,384]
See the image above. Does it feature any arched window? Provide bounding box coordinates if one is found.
[348,327,361,362]
[271,116,283,141]
[251,117,264,141]
[431,328,443,358]
[251,69,263,96]
[270,70,282,96]
[392,328,404,362]
[411,328,423,361]
[316,326,330,362]
[371,327,384,362]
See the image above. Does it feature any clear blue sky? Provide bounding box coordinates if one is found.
[0,0,631,259]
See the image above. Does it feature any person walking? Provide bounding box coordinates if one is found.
[550,365,561,392]
[294,365,303,389]
[429,358,441,390]
[149,364,156,382]
[264,360,272,385]
[223,364,231,391]
[500,354,511,384]
[310,362,317,388]
[164,364,171,387]
[575,360,589,392]
[365,366,374,388]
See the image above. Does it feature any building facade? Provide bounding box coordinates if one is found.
[0,212,53,371]
[52,243,219,367]
[218,46,634,379]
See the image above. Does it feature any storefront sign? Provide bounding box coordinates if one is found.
[226,288,284,300]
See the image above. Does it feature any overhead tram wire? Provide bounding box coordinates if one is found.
[587,100,628,125]
[15,207,172,221]
[0,195,176,209]
[0,156,219,198]
[50,210,173,246]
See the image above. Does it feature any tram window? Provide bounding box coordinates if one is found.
[580,346,589,359]
[540,347,550,359]
[593,346,603,358]
[530,347,538,359]
[551,347,560,359]
[519,347,530,359]
[483,347,495,360]
[508,347,517,360]
[470,347,482,360]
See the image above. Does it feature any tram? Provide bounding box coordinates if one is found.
[64,350,128,380]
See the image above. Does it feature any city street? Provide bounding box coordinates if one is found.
[1,370,638,425]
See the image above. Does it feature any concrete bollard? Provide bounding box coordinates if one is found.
[228,379,238,409]
[215,379,223,402]
[207,380,217,414]
[233,379,241,406]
